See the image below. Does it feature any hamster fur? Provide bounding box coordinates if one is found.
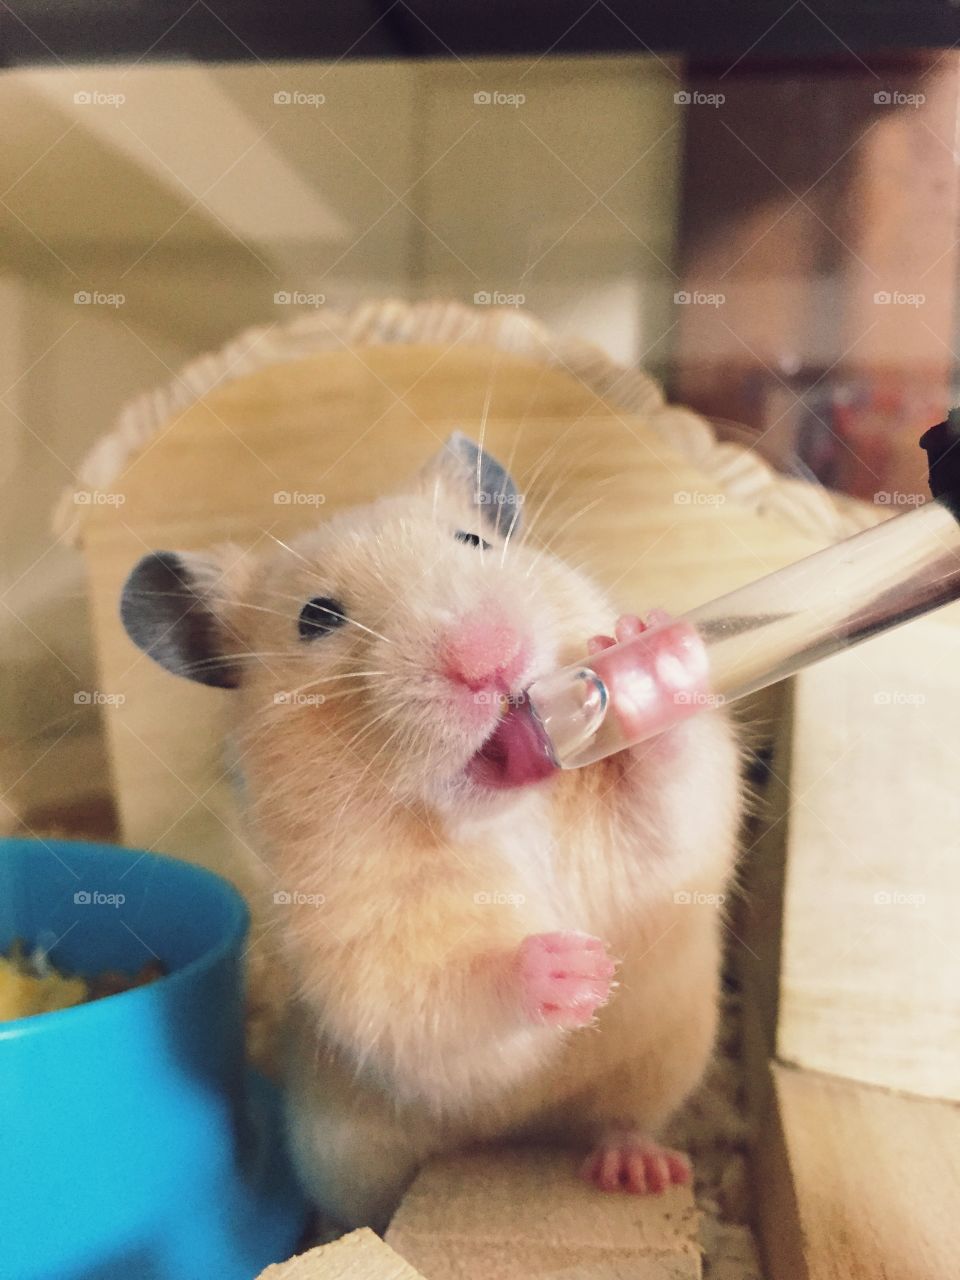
[120,433,742,1229]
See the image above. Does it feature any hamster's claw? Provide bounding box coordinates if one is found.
[580,1134,692,1195]
[516,931,617,1028]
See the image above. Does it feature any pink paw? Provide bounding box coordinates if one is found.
[580,1134,692,1195]
[586,610,674,654]
[515,931,617,1028]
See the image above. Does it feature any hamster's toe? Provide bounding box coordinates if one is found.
[515,930,617,1028]
[580,1132,692,1195]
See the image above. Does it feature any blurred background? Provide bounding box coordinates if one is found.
[0,20,957,835]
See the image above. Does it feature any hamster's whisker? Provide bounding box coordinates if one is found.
[524,496,605,577]
[335,616,395,646]
[178,651,302,674]
[273,670,388,703]
[327,718,404,844]
[332,705,396,759]
[332,721,407,836]
[514,453,582,552]
[499,498,522,567]
[238,581,397,648]
[125,589,294,625]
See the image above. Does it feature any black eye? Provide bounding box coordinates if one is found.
[298,596,347,640]
[455,530,491,550]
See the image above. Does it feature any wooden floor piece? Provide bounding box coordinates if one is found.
[770,615,960,1102]
[256,1228,425,1280]
[759,1063,960,1280]
[385,1147,701,1279]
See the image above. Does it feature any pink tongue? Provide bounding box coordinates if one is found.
[467,704,556,790]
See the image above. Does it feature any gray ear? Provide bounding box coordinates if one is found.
[424,432,523,537]
[120,551,239,689]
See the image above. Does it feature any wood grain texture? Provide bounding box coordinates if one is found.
[256,1229,425,1280]
[760,1064,960,1280]
[774,616,960,1101]
[384,1147,701,1279]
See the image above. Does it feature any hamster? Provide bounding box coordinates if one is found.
[120,432,742,1230]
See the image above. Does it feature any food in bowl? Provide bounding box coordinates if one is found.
[0,938,165,1021]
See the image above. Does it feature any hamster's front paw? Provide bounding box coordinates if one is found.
[586,610,673,654]
[515,931,617,1028]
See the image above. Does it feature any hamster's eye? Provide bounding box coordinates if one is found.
[298,596,347,640]
[454,530,492,551]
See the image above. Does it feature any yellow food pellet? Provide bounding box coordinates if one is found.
[0,954,90,1021]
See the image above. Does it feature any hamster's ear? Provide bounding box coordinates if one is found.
[418,431,523,537]
[120,550,240,688]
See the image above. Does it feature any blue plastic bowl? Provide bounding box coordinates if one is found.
[0,838,307,1280]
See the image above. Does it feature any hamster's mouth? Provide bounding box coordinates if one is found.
[465,701,557,790]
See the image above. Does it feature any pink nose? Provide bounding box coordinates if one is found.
[441,610,526,690]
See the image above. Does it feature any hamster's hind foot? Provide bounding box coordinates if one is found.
[579,1132,692,1195]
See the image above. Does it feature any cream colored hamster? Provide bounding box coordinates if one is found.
[120,433,742,1230]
